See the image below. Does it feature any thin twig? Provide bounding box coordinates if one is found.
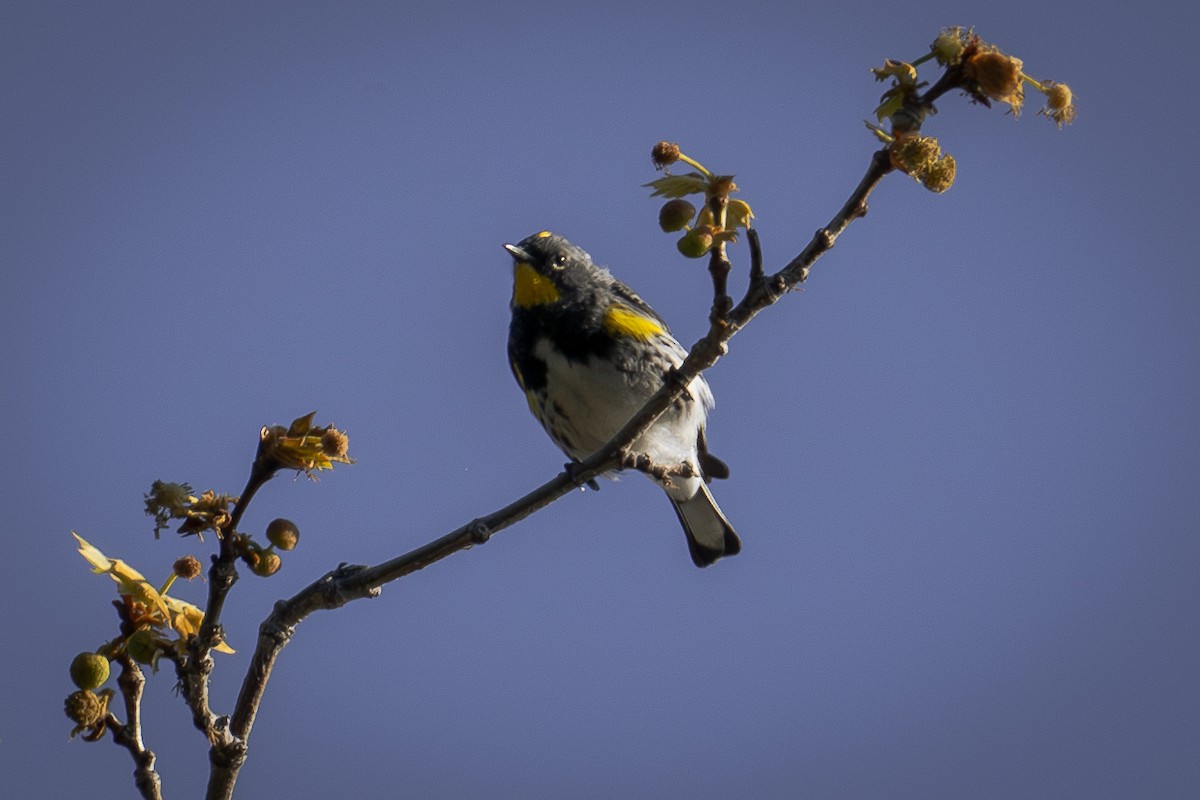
[177,450,279,752]
[108,658,163,800]
[747,228,764,288]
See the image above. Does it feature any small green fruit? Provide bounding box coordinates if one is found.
[251,550,282,577]
[265,518,300,551]
[658,199,696,232]
[69,651,110,691]
[676,228,714,259]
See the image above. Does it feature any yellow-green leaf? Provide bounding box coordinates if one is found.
[875,91,905,122]
[726,199,754,230]
[287,411,316,437]
[164,595,236,654]
[73,533,170,622]
[643,173,709,198]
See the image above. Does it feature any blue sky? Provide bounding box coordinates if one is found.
[3,1,1198,798]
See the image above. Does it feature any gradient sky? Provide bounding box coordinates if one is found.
[3,2,1198,798]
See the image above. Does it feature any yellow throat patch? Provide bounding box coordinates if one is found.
[602,304,665,339]
[513,263,560,307]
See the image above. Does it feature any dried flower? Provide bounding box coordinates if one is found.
[964,46,1025,116]
[651,141,681,168]
[145,481,193,537]
[921,155,957,193]
[889,134,956,193]
[1039,81,1076,127]
[931,27,970,65]
[173,555,203,580]
[321,427,349,459]
[176,489,235,538]
[65,689,104,727]
[258,413,354,477]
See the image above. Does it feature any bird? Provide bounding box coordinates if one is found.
[504,230,740,567]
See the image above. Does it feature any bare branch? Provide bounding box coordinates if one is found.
[107,658,163,800]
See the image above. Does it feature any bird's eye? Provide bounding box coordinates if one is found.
[551,254,567,269]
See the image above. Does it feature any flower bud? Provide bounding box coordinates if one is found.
[930,27,967,65]
[69,651,111,691]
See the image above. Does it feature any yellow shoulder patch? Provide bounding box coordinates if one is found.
[602,304,665,340]
[513,262,560,307]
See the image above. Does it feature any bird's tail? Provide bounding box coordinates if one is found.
[669,483,741,568]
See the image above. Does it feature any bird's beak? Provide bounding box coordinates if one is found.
[503,243,531,262]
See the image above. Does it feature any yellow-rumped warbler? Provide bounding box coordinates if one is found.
[505,231,741,567]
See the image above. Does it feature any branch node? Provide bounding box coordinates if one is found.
[261,604,297,645]
[562,460,601,491]
[209,729,246,770]
[201,622,227,653]
[468,520,492,545]
[324,564,375,604]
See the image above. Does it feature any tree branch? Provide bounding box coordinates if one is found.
[202,147,895,799]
